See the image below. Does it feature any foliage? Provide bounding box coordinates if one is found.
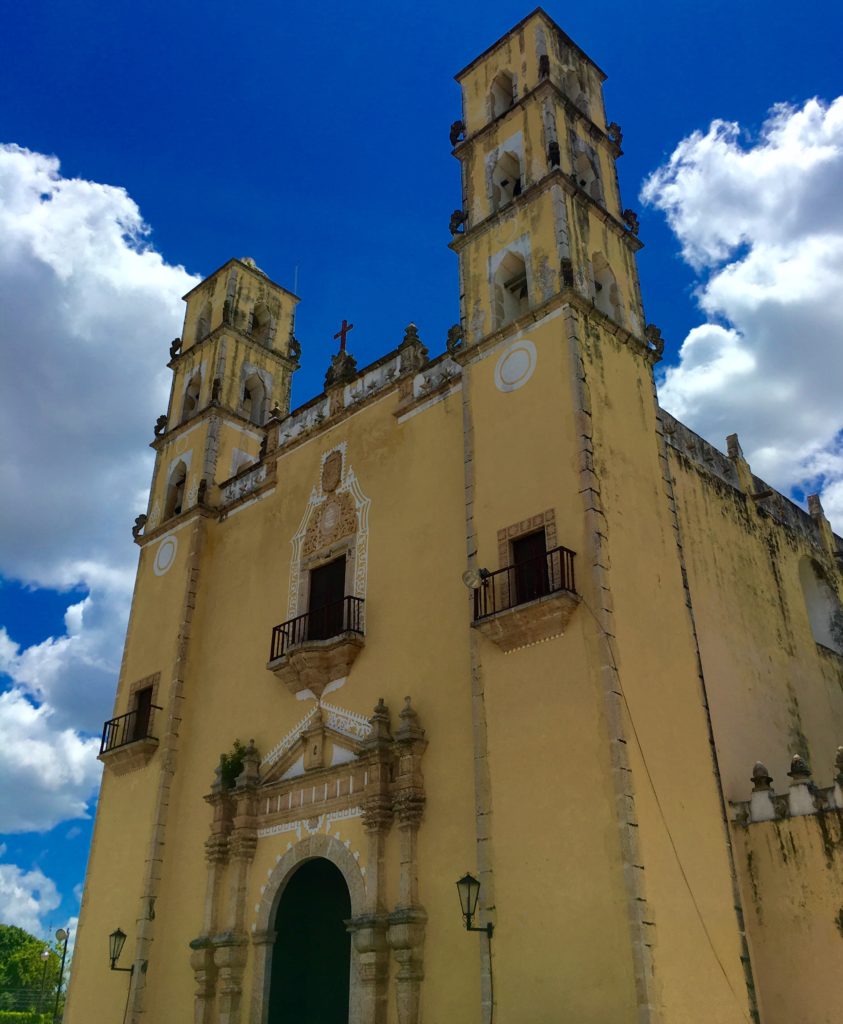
[0,1012,52,1023]
[0,925,63,1015]
[219,739,247,789]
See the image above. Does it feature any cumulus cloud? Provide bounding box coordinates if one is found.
[0,690,101,833]
[642,98,843,529]
[0,144,199,831]
[0,859,61,934]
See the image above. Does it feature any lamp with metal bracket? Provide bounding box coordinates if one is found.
[456,872,494,938]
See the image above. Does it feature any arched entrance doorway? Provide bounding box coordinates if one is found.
[267,857,352,1023]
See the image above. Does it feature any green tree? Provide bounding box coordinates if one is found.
[0,925,61,1014]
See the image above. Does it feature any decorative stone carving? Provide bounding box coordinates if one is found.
[644,323,665,358]
[449,119,466,147]
[132,514,147,540]
[98,736,159,775]
[751,762,773,791]
[398,324,428,375]
[288,336,302,362]
[322,450,343,493]
[325,349,358,390]
[449,209,467,235]
[169,337,182,360]
[446,324,463,354]
[267,633,365,699]
[303,491,357,556]
[154,414,167,438]
[472,589,581,653]
[788,754,812,783]
[622,208,640,235]
[607,121,624,149]
[387,908,427,1024]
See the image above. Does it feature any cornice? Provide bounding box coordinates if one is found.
[453,287,657,366]
[168,323,298,373]
[452,78,621,161]
[449,167,642,254]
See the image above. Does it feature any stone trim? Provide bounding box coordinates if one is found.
[250,834,369,1024]
[563,309,660,1022]
[497,509,557,569]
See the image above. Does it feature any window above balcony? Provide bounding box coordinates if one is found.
[472,543,579,652]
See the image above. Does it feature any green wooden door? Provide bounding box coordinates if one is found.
[268,858,352,1023]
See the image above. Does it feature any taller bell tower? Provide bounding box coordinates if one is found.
[450,9,645,348]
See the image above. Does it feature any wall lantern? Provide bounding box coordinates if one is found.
[456,872,493,937]
[109,928,133,973]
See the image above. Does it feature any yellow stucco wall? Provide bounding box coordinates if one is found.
[66,10,842,1024]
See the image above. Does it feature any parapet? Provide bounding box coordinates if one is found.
[731,749,843,826]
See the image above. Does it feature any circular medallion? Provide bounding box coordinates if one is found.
[153,536,178,576]
[494,339,537,392]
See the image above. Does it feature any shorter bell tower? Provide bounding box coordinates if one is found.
[144,258,300,533]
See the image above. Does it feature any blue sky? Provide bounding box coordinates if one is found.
[1,0,842,942]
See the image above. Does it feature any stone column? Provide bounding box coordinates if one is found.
[215,741,260,1024]
[190,764,235,1024]
[350,699,394,1024]
[387,698,427,1024]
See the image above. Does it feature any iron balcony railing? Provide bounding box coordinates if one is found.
[270,596,365,662]
[100,704,163,755]
[473,545,576,621]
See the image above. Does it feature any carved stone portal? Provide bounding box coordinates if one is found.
[194,699,428,1024]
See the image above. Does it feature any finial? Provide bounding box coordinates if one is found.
[367,698,392,743]
[835,746,843,785]
[751,761,773,791]
[787,754,812,784]
[395,695,425,743]
[402,323,420,345]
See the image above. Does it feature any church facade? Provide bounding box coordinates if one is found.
[66,9,843,1024]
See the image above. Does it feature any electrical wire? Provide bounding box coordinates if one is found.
[580,596,754,1024]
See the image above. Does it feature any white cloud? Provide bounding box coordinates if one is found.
[0,144,200,831]
[642,98,843,529]
[0,690,101,833]
[0,859,61,934]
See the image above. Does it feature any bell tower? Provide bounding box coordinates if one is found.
[145,257,300,532]
[450,8,645,347]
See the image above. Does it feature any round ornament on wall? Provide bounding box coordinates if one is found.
[153,535,178,576]
[494,339,537,393]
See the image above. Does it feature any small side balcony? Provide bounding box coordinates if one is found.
[472,545,580,652]
[267,596,365,698]
[98,705,162,775]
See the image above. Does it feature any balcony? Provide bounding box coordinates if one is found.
[268,596,365,697]
[472,545,579,652]
[98,705,162,774]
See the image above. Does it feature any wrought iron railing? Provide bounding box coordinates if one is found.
[270,596,365,661]
[473,545,576,621]
[100,705,162,755]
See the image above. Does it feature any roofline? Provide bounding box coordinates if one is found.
[181,257,300,302]
[454,7,606,83]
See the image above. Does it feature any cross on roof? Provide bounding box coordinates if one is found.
[333,319,354,354]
